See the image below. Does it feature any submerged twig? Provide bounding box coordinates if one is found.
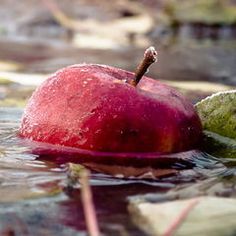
[162,198,200,236]
[80,168,100,236]
[66,163,100,236]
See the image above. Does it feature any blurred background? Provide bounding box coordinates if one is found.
[0,0,235,106]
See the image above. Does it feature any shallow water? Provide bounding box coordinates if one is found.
[0,108,235,235]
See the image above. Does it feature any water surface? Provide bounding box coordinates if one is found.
[0,108,235,235]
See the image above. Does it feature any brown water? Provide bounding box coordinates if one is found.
[0,108,235,235]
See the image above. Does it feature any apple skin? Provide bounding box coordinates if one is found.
[19,64,202,154]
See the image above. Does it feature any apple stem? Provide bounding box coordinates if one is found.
[131,46,158,86]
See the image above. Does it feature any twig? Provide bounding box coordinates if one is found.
[80,168,100,236]
[162,198,200,236]
[66,164,100,236]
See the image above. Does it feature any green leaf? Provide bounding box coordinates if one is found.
[195,90,236,158]
[202,131,236,158]
[195,90,236,139]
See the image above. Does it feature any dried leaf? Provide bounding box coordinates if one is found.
[84,162,178,179]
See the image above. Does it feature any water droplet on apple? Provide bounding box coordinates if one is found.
[62,135,70,142]
[109,84,116,89]
[98,115,103,121]
[82,81,88,87]
[77,126,89,134]
[79,68,89,73]
[76,131,87,145]
[95,129,101,134]
[100,82,105,88]
[26,124,34,134]
[90,108,97,115]
[78,132,83,139]
[117,106,123,112]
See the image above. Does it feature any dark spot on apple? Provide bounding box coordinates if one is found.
[170,90,180,98]
[90,108,97,115]
[121,129,139,137]
[77,132,84,139]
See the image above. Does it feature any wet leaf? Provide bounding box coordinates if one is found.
[195,90,236,139]
[129,173,236,205]
[202,131,236,158]
[0,181,62,203]
[196,90,236,157]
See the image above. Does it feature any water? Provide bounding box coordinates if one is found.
[0,108,235,235]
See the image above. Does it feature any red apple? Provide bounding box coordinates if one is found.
[19,48,202,156]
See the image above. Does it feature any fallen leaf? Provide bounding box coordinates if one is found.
[202,130,236,158]
[196,90,236,157]
[84,162,178,179]
[195,90,236,139]
[0,181,62,203]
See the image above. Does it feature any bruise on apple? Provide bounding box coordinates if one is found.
[19,64,202,154]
